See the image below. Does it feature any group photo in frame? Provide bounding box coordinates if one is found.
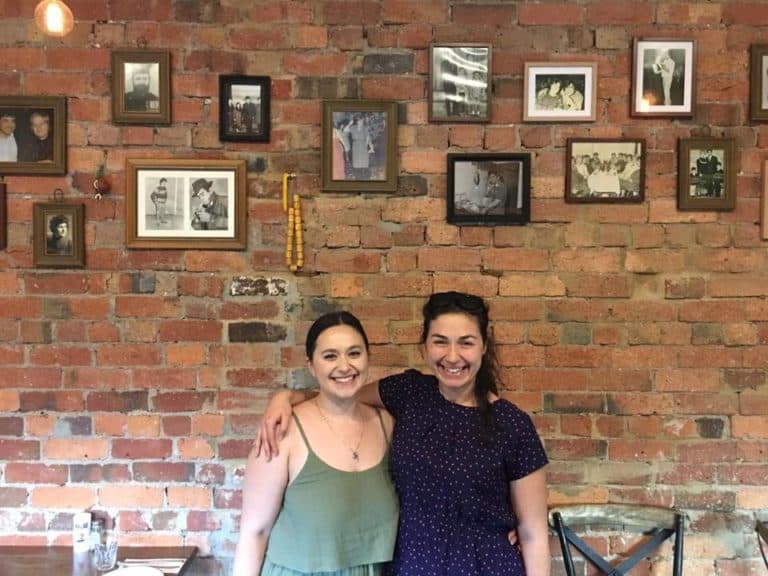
[219,75,271,143]
[111,50,171,124]
[750,44,768,121]
[125,158,247,249]
[632,38,695,117]
[446,153,531,226]
[429,43,491,123]
[321,100,399,193]
[32,202,85,268]
[565,138,645,203]
[677,138,736,211]
[0,95,66,175]
[523,62,597,122]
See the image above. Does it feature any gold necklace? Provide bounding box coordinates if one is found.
[314,399,365,461]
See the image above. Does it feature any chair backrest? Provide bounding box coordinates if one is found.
[757,520,768,570]
[549,503,685,576]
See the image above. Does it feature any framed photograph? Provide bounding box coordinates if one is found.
[321,100,398,193]
[523,62,597,122]
[566,138,645,203]
[447,153,531,226]
[763,160,768,240]
[632,38,695,117]
[0,182,6,250]
[677,138,736,211]
[33,202,85,268]
[219,75,270,142]
[111,50,171,124]
[750,44,768,121]
[429,43,491,123]
[0,95,66,175]
[125,158,247,250]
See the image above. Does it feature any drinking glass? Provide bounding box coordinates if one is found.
[92,534,118,572]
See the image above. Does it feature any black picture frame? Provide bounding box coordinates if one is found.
[429,43,492,123]
[447,153,531,226]
[631,38,696,117]
[0,95,67,175]
[111,50,171,125]
[321,100,399,193]
[219,75,271,143]
[566,138,646,203]
[33,202,85,268]
[677,138,736,212]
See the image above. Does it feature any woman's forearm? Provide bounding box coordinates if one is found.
[519,527,551,576]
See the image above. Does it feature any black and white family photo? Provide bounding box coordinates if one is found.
[219,76,270,142]
[567,140,645,203]
[687,148,724,198]
[523,63,596,122]
[225,88,262,136]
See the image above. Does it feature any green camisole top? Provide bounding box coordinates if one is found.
[261,410,399,574]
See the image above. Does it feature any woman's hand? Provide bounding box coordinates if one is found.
[253,390,294,460]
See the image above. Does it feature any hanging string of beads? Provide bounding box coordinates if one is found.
[282,172,303,272]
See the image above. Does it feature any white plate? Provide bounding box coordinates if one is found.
[104,567,165,576]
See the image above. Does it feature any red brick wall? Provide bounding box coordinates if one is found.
[1,0,767,569]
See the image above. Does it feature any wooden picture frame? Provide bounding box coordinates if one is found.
[632,38,695,117]
[0,95,67,175]
[447,153,531,226]
[566,138,645,203]
[111,50,171,124]
[762,160,768,240]
[219,75,271,142]
[523,62,597,122]
[0,181,6,250]
[750,44,768,121]
[677,138,736,211]
[429,43,492,123]
[33,202,85,268]
[321,100,399,193]
[126,159,247,250]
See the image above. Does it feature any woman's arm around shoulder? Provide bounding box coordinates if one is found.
[254,388,317,459]
[510,467,550,576]
[232,425,295,576]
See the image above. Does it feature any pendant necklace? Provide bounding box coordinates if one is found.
[314,399,365,462]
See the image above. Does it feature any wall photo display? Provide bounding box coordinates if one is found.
[111,50,171,124]
[447,153,531,226]
[321,100,399,193]
[33,202,85,268]
[632,38,695,117]
[0,95,66,175]
[566,138,645,203]
[125,159,247,250]
[523,62,597,122]
[429,43,491,123]
[219,75,271,142]
[677,138,735,212]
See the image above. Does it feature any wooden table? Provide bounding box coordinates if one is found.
[0,546,210,576]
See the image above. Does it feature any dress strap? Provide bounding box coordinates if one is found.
[373,407,389,446]
[290,413,314,453]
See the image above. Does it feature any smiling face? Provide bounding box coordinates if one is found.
[423,311,486,401]
[0,115,15,137]
[30,113,50,141]
[307,324,369,401]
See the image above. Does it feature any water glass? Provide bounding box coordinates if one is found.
[92,534,118,572]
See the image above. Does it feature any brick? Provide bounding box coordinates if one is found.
[112,439,172,459]
[167,486,211,508]
[178,438,215,459]
[133,462,195,482]
[31,487,96,509]
[98,486,164,508]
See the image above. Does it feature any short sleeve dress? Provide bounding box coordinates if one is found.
[379,370,548,576]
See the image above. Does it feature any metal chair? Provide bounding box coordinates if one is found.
[549,503,685,576]
[758,519,768,570]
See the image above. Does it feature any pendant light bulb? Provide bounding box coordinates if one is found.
[34,0,74,38]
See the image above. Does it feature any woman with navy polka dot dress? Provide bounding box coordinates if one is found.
[258,292,550,576]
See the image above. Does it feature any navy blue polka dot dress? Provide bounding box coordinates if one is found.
[379,370,548,576]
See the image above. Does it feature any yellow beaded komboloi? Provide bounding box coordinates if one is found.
[282,172,303,272]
